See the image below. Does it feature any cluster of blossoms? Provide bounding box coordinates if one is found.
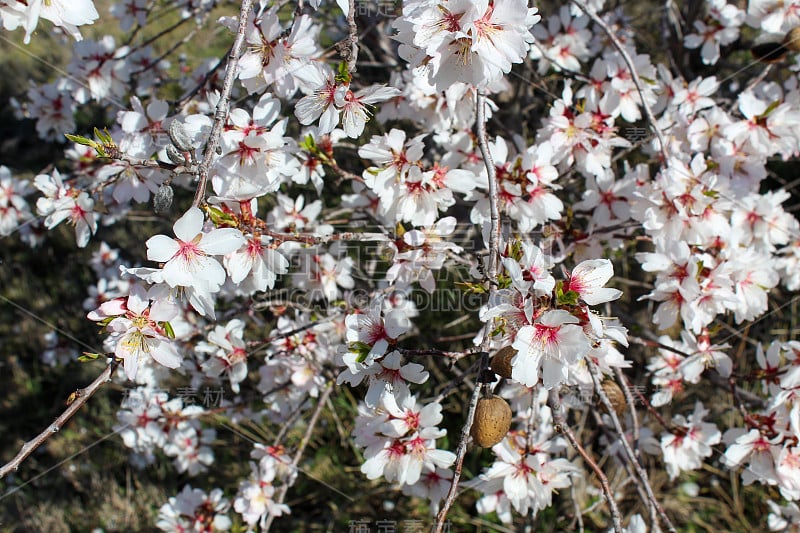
[233,445,296,528]
[0,165,32,237]
[156,484,232,532]
[394,0,541,90]
[114,387,216,475]
[683,0,744,65]
[484,239,626,391]
[720,341,800,498]
[5,0,800,529]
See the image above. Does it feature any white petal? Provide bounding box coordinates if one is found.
[146,235,180,262]
[200,228,246,255]
[173,207,204,241]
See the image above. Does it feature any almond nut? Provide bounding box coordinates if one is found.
[471,395,512,448]
[490,346,517,379]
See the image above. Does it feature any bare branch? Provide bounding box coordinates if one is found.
[345,0,360,73]
[432,90,501,533]
[548,388,623,533]
[262,228,390,245]
[0,360,121,479]
[588,361,676,533]
[192,0,255,207]
[263,382,334,532]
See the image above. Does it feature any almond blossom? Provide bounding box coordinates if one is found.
[394,0,540,90]
[683,0,744,65]
[357,393,455,486]
[197,319,250,393]
[156,485,232,532]
[1,0,99,43]
[145,207,245,293]
[511,309,592,389]
[660,402,721,479]
[564,259,622,306]
[0,167,32,237]
[88,284,181,380]
[34,169,97,248]
[234,459,291,527]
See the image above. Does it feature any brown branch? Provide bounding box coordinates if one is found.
[345,0,359,73]
[588,361,676,533]
[548,388,623,533]
[397,347,477,359]
[262,228,389,245]
[172,53,227,108]
[192,0,255,207]
[130,13,210,77]
[428,358,483,405]
[116,13,195,60]
[432,90,501,533]
[0,360,121,479]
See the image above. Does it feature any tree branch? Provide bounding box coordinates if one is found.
[432,90,501,533]
[263,382,333,532]
[0,360,121,479]
[192,0,255,208]
[588,361,676,533]
[345,0,359,73]
[548,388,623,533]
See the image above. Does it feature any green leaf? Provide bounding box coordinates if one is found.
[349,341,373,363]
[300,134,317,153]
[94,127,112,144]
[335,62,351,84]
[455,281,486,294]
[491,323,507,337]
[556,289,579,306]
[204,205,238,227]
[161,321,175,339]
[496,273,512,289]
[761,100,781,117]
[78,352,102,362]
[64,133,97,147]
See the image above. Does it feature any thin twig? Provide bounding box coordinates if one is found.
[263,382,334,532]
[573,0,669,164]
[432,90,501,533]
[192,0,255,207]
[398,347,477,359]
[262,228,389,245]
[615,368,640,460]
[345,0,359,73]
[588,361,676,533]
[0,360,121,479]
[172,53,227,108]
[548,389,623,533]
[426,358,483,405]
[116,13,196,60]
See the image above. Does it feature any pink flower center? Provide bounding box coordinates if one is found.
[533,323,560,346]
[176,234,204,261]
